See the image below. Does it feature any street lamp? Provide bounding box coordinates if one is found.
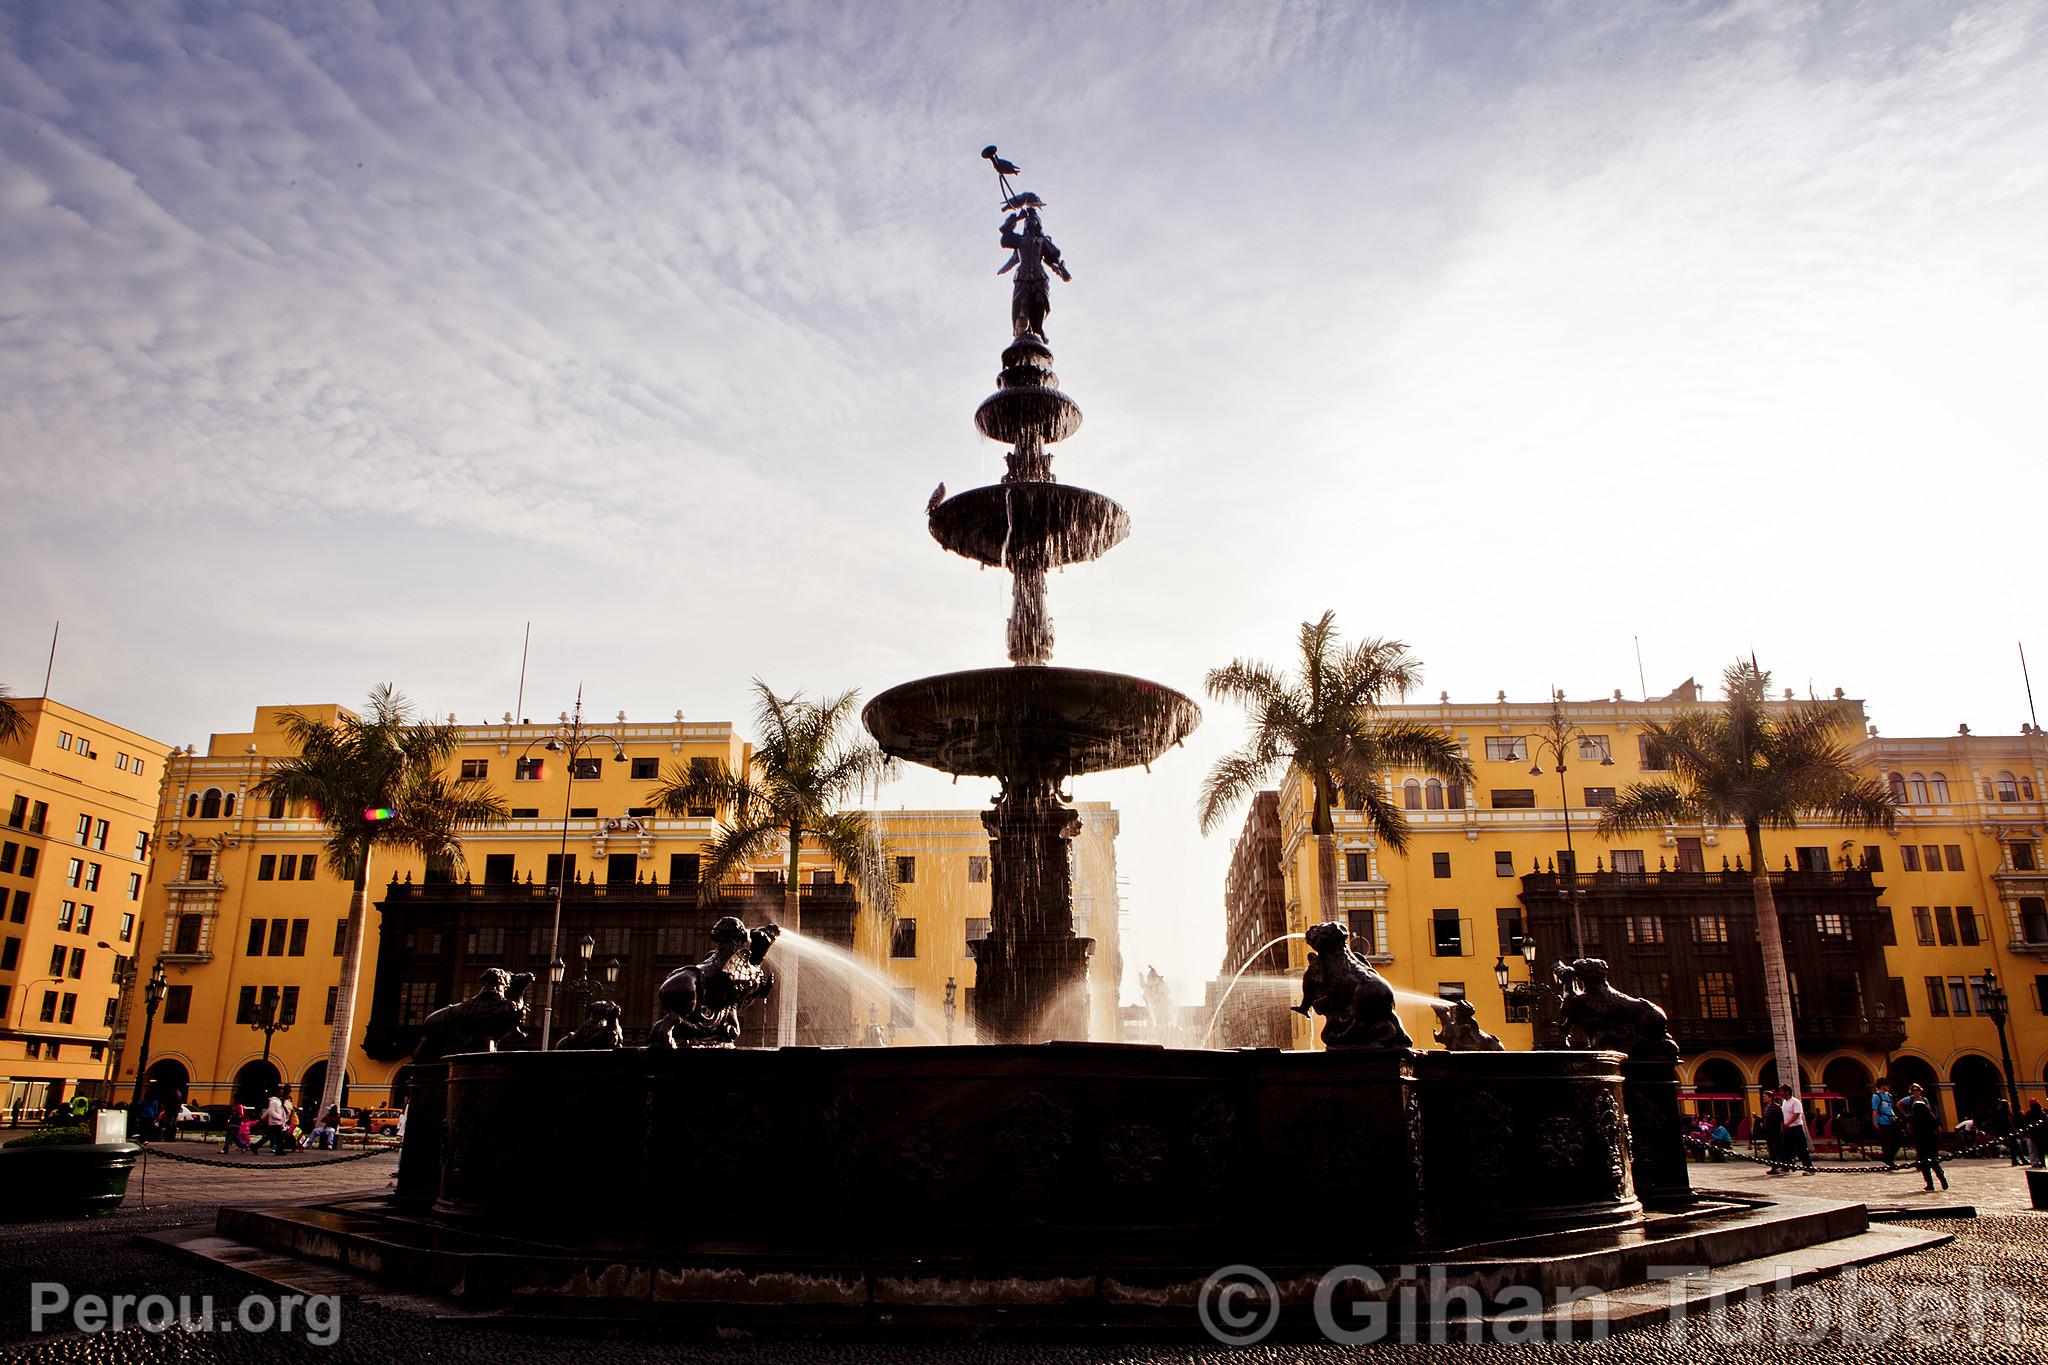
[944,976,957,1045]
[126,960,169,1111]
[249,990,293,1076]
[522,687,626,1048]
[560,934,620,1011]
[1492,935,1542,1027]
[1979,967,2022,1118]
[1526,696,1613,958]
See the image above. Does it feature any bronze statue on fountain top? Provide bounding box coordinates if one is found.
[1552,957,1680,1061]
[648,916,781,1050]
[1292,921,1411,1051]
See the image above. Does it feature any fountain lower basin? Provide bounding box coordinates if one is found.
[863,667,1200,780]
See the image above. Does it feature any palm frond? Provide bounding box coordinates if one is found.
[693,817,782,903]
[812,809,897,922]
[1598,782,1692,835]
[1199,750,1277,833]
[0,686,26,745]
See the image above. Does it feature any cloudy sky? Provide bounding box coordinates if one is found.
[5,1,2045,1005]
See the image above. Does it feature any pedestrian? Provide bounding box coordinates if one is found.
[1870,1080,1901,1169]
[2024,1101,2046,1168]
[1899,1083,1948,1191]
[221,1100,251,1154]
[310,1106,340,1151]
[1989,1099,2023,1166]
[1776,1085,1816,1174]
[263,1088,291,1155]
[1758,1091,1785,1174]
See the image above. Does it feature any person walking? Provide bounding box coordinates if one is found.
[1758,1091,1786,1175]
[1899,1083,1948,1192]
[2023,1101,2046,1168]
[1777,1086,1816,1174]
[1870,1080,1901,1170]
[262,1088,291,1155]
[221,1101,250,1154]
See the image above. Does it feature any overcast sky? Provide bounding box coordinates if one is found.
[5,1,2045,1007]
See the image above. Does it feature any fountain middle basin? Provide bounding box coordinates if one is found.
[864,667,1199,780]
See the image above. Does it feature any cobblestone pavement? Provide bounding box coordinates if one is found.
[0,1150,2043,1362]
[1691,1145,2044,1213]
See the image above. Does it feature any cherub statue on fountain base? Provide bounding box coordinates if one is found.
[1292,921,1412,1051]
[648,916,781,1049]
[1430,995,1504,1052]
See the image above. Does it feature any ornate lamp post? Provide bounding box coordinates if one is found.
[250,990,293,1076]
[522,689,626,1048]
[560,932,620,1010]
[126,960,168,1110]
[1492,934,1541,1031]
[1979,968,2022,1118]
[944,976,958,1045]
[1525,696,1613,958]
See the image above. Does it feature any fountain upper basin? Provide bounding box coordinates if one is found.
[929,483,1130,568]
[863,666,1200,780]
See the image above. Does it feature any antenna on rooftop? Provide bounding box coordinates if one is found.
[2023,641,2040,732]
[514,622,532,724]
[1632,635,1647,701]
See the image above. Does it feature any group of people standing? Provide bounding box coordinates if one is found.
[220,1088,342,1155]
[1863,1080,1950,1190]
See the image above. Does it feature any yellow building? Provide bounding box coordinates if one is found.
[1,697,169,1119]
[118,703,1122,1110]
[1235,686,2048,1131]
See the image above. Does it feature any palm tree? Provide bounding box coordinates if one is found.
[0,686,24,745]
[1200,613,1473,942]
[649,680,894,1046]
[253,686,506,1116]
[1598,659,1895,1094]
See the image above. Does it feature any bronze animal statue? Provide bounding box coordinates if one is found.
[648,916,781,1050]
[413,968,534,1063]
[1552,958,1680,1061]
[554,999,624,1051]
[1430,995,1504,1052]
[1291,921,1411,1051]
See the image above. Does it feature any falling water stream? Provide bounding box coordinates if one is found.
[1199,932,1307,1045]
[779,930,955,1045]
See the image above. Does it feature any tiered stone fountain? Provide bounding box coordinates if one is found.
[863,188,1199,1041]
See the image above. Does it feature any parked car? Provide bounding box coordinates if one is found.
[175,1104,210,1131]
[361,1108,403,1137]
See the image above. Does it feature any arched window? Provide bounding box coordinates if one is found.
[1997,771,2021,801]
[1425,779,1445,811]
[1403,779,1423,811]
[1887,772,1907,801]
[222,792,236,818]
[199,788,222,819]
[267,792,286,819]
[2026,775,2039,800]
[1928,772,1949,802]
[1907,773,1928,804]
[185,793,198,818]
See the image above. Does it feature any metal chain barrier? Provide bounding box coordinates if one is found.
[138,1140,398,1170]
[1682,1113,2047,1175]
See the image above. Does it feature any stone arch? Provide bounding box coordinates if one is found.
[299,1059,350,1113]
[233,1058,282,1108]
[1949,1053,2004,1126]
[1887,1053,1943,1124]
[143,1057,190,1109]
[1819,1055,1875,1138]
[199,788,223,819]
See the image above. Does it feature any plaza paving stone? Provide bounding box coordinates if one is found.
[0,1146,2043,1361]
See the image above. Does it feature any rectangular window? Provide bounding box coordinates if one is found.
[399,982,438,1025]
[91,819,108,851]
[1694,914,1729,944]
[460,759,489,780]
[1345,851,1372,882]
[276,854,297,880]
[116,752,128,771]
[1958,906,1980,946]
[48,945,65,975]
[5,796,21,828]
[545,853,578,888]
[288,919,308,956]
[334,920,348,955]
[1436,982,1467,1001]
[0,842,12,874]
[1698,971,1739,1018]
[685,758,719,816]
[28,801,46,834]
[134,832,149,860]
[1814,912,1848,940]
[629,757,658,780]
[567,807,597,819]
[1431,909,1464,957]
[262,917,286,958]
[1494,850,1515,878]
[968,856,989,884]
[39,990,57,1022]
[235,986,257,1024]
[76,904,90,934]
[1913,907,1935,945]
[1944,844,1964,873]
[299,855,316,881]
[1900,845,1920,871]
[163,985,192,1024]
[118,911,133,941]
[509,808,539,818]
[1577,735,1611,763]
[82,863,99,891]
[1625,914,1665,945]
[173,913,202,954]
[1862,845,1884,872]
[267,919,287,956]
[1923,844,1944,872]
[668,853,699,886]
[2011,842,2040,872]
[483,854,516,884]
[65,858,82,888]
[1483,737,1528,762]
[891,918,918,958]
[469,926,505,958]
[570,757,602,780]
[126,872,140,900]
[1924,975,1947,1016]
[60,992,78,1022]
[1948,976,1973,1016]
[1490,789,1535,809]
[1431,851,1451,879]
[187,853,211,881]
[514,757,543,781]
[57,731,73,751]
[11,889,28,921]
[1495,908,1524,955]
[1582,787,1615,808]
[324,986,338,1025]
[17,848,33,878]
[258,854,276,880]
[895,856,916,884]
[0,937,15,970]
[1611,849,1646,876]
[1795,846,1830,873]
[57,901,74,930]
[965,917,991,949]
[1934,906,1957,945]
[1638,735,1670,770]
[75,814,91,845]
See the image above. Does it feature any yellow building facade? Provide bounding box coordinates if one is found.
[118,703,1121,1110]
[1,697,169,1118]
[1244,689,2048,1129]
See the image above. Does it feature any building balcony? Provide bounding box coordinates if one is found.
[1536,1013,1905,1054]
[380,877,862,913]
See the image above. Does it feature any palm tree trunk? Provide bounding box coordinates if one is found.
[773,820,802,1047]
[321,852,371,1117]
[1747,823,1802,1096]
[1313,774,1340,935]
